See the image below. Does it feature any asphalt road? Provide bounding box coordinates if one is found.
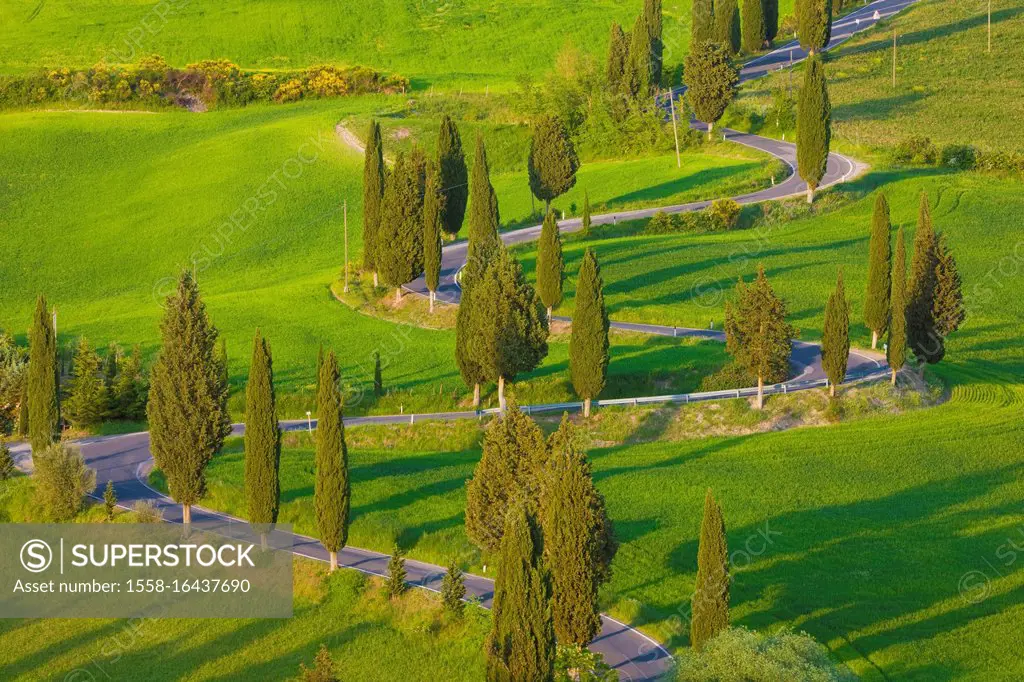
[10,2,914,679]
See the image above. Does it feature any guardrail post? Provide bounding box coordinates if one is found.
[736,389,740,398]
[410,414,415,425]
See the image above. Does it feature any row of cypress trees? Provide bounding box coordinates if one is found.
[692,0,781,56]
[606,0,664,102]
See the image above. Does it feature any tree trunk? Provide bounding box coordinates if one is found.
[329,551,338,572]
[891,368,898,386]
[584,398,592,418]
[395,287,402,304]
[545,199,551,215]
[756,376,764,409]
[429,290,435,313]
[473,383,480,408]
[546,306,552,322]
[182,504,191,525]
[260,532,268,552]
[806,186,815,204]
[373,271,379,288]
[497,376,506,411]
[830,383,836,397]
[871,330,879,349]
[707,121,715,141]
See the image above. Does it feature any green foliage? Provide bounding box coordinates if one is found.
[363,120,386,273]
[863,194,892,341]
[111,345,148,421]
[691,489,729,651]
[147,272,231,510]
[932,234,965,339]
[715,0,742,55]
[692,0,716,46]
[386,547,408,599]
[33,441,96,522]
[821,271,850,392]
[437,115,469,237]
[536,212,564,316]
[528,115,580,210]
[796,56,831,194]
[892,136,938,166]
[906,194,942,364]
[465,400,547,553]
[299,644,340,682]
[0,442,15,481]
[606,23,630,96]
[677,626,856,681]
[570,249,610,409]
[486,499,555,682]
[796,0,831,53]
[764,0,781,44]
[724,266,796,385]
[685,42,739,132]
[28,295,59,453]
[245,330,281,529]
[64,337,108,429]
[743,0,767,53]
[315,351,350,556]
[441,559,466,617]
[555,645,617,682]
[624,12,654,100]
[373,351,384,397]
[378,150,426,290]
[103,479,117,520]
[644,0,664,86]
[424,161,444,295]
[581,191,592,236]
[887,227,908,375]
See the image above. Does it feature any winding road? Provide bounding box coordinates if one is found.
[11,2,915,679]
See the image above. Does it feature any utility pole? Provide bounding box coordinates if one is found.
[668,90,682,168]
[343,199,349,293]
[892,27,897,88]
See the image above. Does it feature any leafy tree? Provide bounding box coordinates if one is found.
[423,161,444,312]
[378,150,425,301]
[314,350,350,571]
[691,489,729,652]
[34,442,96,522]
[486,499,555,682]
[465,399,547,553]
[103,479,117,520]
[472,247,549,410]
[723,266,796,409]
[678,627,856,681]
[907,193,942,365]
[796,0,832,54]
[644,0,664,85]
[540,416,617,646]
[570,249,610,418]
[581,191,592,236]
[362,120,386,284]
[764,0,780,45]
[65,337,108,429]
[28,295,59,454]
[536,212,564,320]
[715,0,741,55]
[692,0,716,45]
[147,272,231,525]
[112,345,147,420]
[796,56,831,203]
[373,351,384,397]
[685,42,739,138]
[606,23,630,96]
[386,547,408,598]
[299,644,339,682]
[742,0,767,53]
[528,115,579,213]
[245,330,281,544]
[0,442,15,481]
[864,193,892,349]
[821,270,850,397]
[624,13,654,100]
[932,234,966,339]
[442,559,466,617]
[887,227,908,385]
[437,115,468,238]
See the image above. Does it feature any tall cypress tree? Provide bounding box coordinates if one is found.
[907,193,942,365]
[932,234,965,340]
[540,415,617,646]
[245,330,280,544]
[715,0,741,55]
[684,41,739,138]
[821,270,850,397]
[570,249,609,418]
[27,295,59,454]
[691,489,729,652]
[624,12,654,100]
[581,191,592,236]
[742,0,767,53]
[796,56,831,203]
[362,120,386,284]
[606,23,630,96]
[437,115,468,238]
[148,272,231,525]
[535,212,564,320]
[692,0,716,46]
[528,116,579,214]
[378,150,425,302]
[763,0,780,45]
[796,0,832,55]
[644,0,664,86]
[888,227,908,386]
[423,161,444,312]
[486,499,555,682]
[864,193,892,349]
[314,350,350,571]
[64,337,107,429]
[373,350,384,397]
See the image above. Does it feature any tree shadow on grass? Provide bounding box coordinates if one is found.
[846,6,1024,57]
[605,163,764,208]
[833,91,927,123]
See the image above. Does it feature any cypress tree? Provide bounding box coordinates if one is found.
[386,547,408,598]
[796,0,832,55]
[102,343,119,396]
[691,489,729,652]
[528,115,579,214]
[441,559,466,617]
[887,227,908,385]
[644,0,664,86]
[831,0,844,18]
[472,247,549,410]
[112,345,146,421]
[535,212,564,320]
[373,351,384,397]
[684,42,739,138]
[245,330,281,544]
[715,0,741,55]
[606,23,630,96]
[932,234,965,340]
[378,150,425,302]
[907,193,942,365]
[864,193,892,349]
[796,56,831,203]
[65,337,107,429]
[465,398,547,553]
[27,295,59,454]
[581,191,592,236]
[423,161,444,312]
[821,270,850,397]
[486,499,555,682]
[764,0,780,45]
[437,115,468,238]
[742,0,767,53]
[17,382,28,438]
[315,350,350,571]
[624,12,654,100]
[692,0,716,46]
[147,272,231,525]
[570,249,609,418]
[103,479,117,520]
[540,415,617,646]
[362,120,386,283]
[217,337,230,407]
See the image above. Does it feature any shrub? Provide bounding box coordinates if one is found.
[131,500,163,523]
[300,644,339,682]
[646,211,676,233]
[273,78,305,103]
[0,442,15,481]
[892,136,938,165]
[699,361,756,391]
[975,149,1024,174]
[34,442,97,521]
[940,144,977,171]
[555,645,617,681]
[386,548,408,598]
[708,199,741,230]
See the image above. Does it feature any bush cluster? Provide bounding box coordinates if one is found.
[0,55,408,110]
[644,199,742,235]
[891,136,1024,174]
